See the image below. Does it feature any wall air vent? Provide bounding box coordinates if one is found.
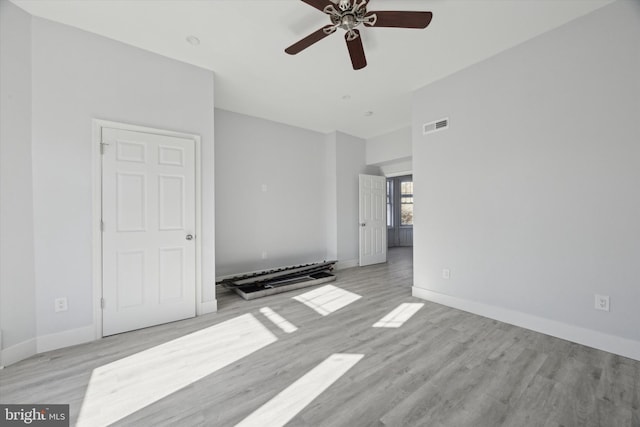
[423,117,449,135]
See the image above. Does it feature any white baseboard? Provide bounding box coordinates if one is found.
[2,306,223,367]
[1,338,37,367]
[335,259,359,270]
[412,286,640,362]
[37,325,96,354]
[198,299,218,315]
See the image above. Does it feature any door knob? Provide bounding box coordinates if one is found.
[186,234,194,240]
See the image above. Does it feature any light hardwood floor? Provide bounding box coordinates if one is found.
[1,248,639,426]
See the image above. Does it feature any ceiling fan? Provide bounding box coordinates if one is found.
[285,0,433,70]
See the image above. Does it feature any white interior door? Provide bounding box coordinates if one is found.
[359,174,387,266]
[101,127,196,336]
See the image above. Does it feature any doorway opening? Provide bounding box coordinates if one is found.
[386,175,413,248]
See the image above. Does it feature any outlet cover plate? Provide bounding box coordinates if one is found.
[54,297,68,313]
[595,294,610,312]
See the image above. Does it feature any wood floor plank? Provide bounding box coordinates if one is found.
[1,247,639,427]
[501,374,557,427]
[597,353,637,409]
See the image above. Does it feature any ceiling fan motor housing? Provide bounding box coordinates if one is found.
[329,0,369,31]
[334,13,356,30]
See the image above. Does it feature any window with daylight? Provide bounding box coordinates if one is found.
[400,181,413,226]
[387,175,413,248]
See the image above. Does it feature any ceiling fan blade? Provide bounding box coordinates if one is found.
[345,30,367,70]
[366,11,433,29]
[301,0,336,13]
[285,25,336,55]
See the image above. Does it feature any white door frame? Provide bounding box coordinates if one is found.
[91,119,203,340]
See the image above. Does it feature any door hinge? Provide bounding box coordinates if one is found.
[100,298,105,309]
[100,220,105,231]
[100,142,109,155]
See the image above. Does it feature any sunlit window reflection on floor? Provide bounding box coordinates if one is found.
[292,285,362,316]
[373,302,424,328]
[260,307,298,333]
[235,353,364,427]
[76,314,277,427]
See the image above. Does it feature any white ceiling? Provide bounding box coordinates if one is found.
[12,0,613,139]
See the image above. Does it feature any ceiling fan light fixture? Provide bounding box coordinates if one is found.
[341,14,357,30]
[286,0,433,70]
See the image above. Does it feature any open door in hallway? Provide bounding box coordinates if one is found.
[359,174,387,266]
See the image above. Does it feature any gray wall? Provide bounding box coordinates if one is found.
[214,114,378,275]
[1,10,216,365]
[412,0,640,356]
[366,126,412,166]
[365,126,412,177]
[335,131,380,264]
[214,109,328,276]
[324,133,338,261]
[0,0,37,363]
[30,17,216,337]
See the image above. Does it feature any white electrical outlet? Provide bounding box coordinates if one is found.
[261,251,268,259]
[442,269,451,280]
[54,297,68,313]
[595,294,610,312]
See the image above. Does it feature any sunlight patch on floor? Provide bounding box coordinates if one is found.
[76,314,277,427]
[234,353,364,427]
[292,285,362,316]
[259,307,298,333]
[373,302,424,328]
